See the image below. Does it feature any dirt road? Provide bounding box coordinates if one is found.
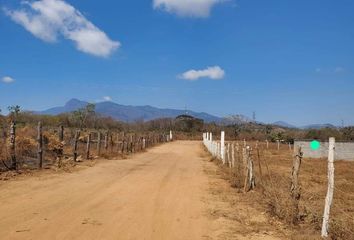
[0,141,287,240]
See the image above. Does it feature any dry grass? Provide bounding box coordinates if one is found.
[263,146,354,239]
[0,127,152,173]
[208,141,354,240]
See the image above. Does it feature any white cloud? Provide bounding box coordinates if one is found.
[179,66,225,81]
[103,96,112,101]
[5,0,120,57]
[153,0,225,18]
[2,76,15,83]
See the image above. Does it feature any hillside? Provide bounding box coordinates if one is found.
[38,99,222,123]
[35,99,342,128]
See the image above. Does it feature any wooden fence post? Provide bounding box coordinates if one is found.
[97,132,101,156]
[130,134,133,153]
[116,133,120,153]
[86,133,91,160]
[57,125,64,168]
[37,121,43,169]
[122,139,126,154]
[110,134,114,153]
[290,146,303,224]
[126,135,129,152]
[244,146,255,192]
[321,138,335,238]
[248,147,255,190]
[133,133,136,152]
[121,132,125,153]
[104,132,108,151]
[59,125,64,142]
[10,121,17,170]
[73,130,80,162]
[127,134,131,152]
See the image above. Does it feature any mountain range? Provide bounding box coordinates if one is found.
[272,121,297,129]
[272,121,337,129]
[35,99,338,129]
[38,99,223,123]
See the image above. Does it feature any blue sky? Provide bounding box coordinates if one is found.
[0,0,353,126]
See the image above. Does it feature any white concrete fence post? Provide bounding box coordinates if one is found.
[321,137,335,238]
[214,142,217,157]
[221,131,225,164]
[170,130,173,141]
[203,132,238,168]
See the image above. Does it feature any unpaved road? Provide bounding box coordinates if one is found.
[0,141,287,240]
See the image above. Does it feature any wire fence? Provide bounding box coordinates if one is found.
[0,121,173,172]
[203,132,354,240]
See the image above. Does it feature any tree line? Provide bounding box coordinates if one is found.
[1,105,353,141]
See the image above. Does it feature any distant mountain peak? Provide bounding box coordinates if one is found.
[64,98,88,108]
[65,98,84,104]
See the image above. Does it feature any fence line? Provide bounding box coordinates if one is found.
[202,131,351,238]
[0,121,173,171]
